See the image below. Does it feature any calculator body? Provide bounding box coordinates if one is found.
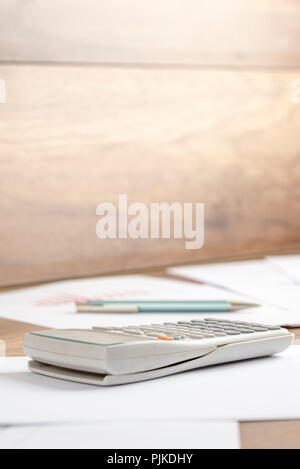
[24,319,294,386]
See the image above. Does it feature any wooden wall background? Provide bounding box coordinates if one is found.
[0,1,300,287]
[1,0,300,67]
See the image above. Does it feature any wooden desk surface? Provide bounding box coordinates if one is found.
[1,275,300,449]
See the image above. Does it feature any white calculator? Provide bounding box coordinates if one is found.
[24,318,294,386]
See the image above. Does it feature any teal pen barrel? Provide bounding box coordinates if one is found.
[87,300,229,312]
[138,301,228,312]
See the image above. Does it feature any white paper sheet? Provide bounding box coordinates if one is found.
[1,347,299,424]
[0,274,251,330]
[0,421,240,449]
[168,260,300,313]
[268,255,300,286]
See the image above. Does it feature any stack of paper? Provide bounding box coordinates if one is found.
[0,272,298,329]
[0,421,240,449]
[268,254,300,286]
[168,257,300,326]
[1,348,300,424]
[0,274,254,329]
[1,258,300,448]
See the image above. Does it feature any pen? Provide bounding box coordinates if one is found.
[76,300,259,313]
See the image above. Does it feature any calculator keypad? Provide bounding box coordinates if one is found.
[94,319,282,341]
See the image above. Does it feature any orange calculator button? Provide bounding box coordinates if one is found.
[157,335,174,341]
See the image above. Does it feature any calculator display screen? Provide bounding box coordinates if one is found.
[29,330,150,346]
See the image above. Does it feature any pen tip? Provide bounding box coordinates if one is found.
[230,302,260,311]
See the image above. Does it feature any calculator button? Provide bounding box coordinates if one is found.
[265,326,282,330]
[93,326,113,331]
[157,335,174,341]
[167,333,185,339]
[147,330,164,335]
[122,328,143,335]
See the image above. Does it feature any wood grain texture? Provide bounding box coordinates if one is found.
[240,420,300,449]
[1,0,300,66]
[0,64,300,286]
[0,318,46,357]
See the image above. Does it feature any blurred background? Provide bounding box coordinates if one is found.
[0,0,300,287]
